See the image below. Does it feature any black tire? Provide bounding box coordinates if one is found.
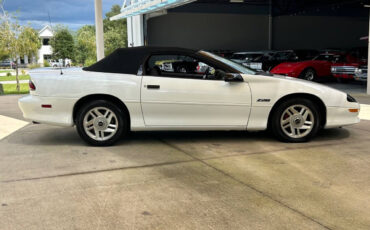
[299,68,317,81]
[270,98,321,143]
[76,100,128,146]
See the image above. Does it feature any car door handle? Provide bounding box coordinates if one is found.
[146,85,160,90]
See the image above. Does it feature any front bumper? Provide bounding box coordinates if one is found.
[332,74,354,79]
[331,66,356,79]
[325,104,361,129]
[354,73,367,82]
[18,95,77,127]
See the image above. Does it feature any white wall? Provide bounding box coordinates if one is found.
[38,45,53,64]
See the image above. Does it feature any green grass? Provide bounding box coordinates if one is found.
[0,83,29,95]
[0,75,30,81]
[0,70,12,73]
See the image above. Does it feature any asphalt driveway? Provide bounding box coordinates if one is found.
[1,95,370,230]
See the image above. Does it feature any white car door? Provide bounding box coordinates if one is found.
[140,55,252,128]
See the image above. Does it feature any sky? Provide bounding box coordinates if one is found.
[2,0,123,31]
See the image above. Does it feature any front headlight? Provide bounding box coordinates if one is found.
[347,94,357,103]
[331,67,337,72]
[355,68,362,74]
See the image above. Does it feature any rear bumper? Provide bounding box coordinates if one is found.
[325,105,360,129]
[18,95,77,127]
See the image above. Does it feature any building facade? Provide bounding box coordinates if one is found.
[37,25,54,65]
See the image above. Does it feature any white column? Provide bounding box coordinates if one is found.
[94,0,105,61]
[367,8,370,95]
[24,55,28,64]
[134,15,144,47]
[127,17,134,47]
[127,15,144,47]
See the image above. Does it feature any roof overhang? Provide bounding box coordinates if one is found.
[110,0,195,21]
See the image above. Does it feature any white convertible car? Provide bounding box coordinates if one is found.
[19,47,360,146]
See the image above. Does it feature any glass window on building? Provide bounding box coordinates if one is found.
[43,38,50,46]
[44,55,52,61]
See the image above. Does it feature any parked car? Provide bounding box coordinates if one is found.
[0,59,15,69]
[230,51,273,71]
[330,48,367,82]
[230,51,266,64]
[49,59,72,68]
[19,47,360,146]
[354,66,367,82]
[266,50,320,71]
[271,52,363,81]
[49,60,61,68]
[231,50,318,72]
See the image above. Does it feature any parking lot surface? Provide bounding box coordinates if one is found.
[1,95,370,230]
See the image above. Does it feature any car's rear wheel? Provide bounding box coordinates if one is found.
[271,98,321,142]
[300,68,317,81]
[76,100,127,146]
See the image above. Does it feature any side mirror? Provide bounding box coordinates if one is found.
[224,73,244,82]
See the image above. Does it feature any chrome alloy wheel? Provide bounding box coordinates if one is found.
[280,105,314,139]
[83,107,119,141]
[304,71,315,81]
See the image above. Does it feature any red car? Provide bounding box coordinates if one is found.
[270,52,365,81]
[331,49,367,82]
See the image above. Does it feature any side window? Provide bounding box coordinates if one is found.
[146,54,225,80]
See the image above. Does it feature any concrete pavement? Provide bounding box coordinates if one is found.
[0,115,28,140]
[0,95,370,229]
[0,80,29,84]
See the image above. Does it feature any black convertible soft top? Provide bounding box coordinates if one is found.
[83,46,198,75]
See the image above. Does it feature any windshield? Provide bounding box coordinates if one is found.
[231,53,262,61]
[254,53,274,61]
[199,51,256,75]
[314,54,345,62]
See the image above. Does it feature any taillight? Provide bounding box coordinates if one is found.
[29,80,36,91]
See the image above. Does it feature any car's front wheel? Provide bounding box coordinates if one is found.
[271,98,321,142]
[300,68,317,81]
[76,100,127,146]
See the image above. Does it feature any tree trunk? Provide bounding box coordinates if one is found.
[15,62,20,92]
